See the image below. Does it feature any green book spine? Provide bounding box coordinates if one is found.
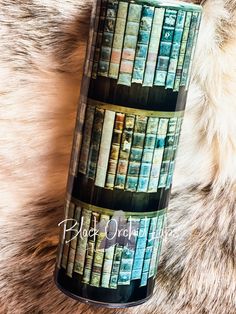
[106,112,125,189]
[185,12,202,88]
[143,7,165,86]
[87,108,105,180]
[148,118,168,192]
[109,245,123,289]
[118,3,142,86]
[61,202,76,270]
[132,5,154,84]
[125,116,148,192]
[98,0,119,77]
[137,117,159,192]
[95,110,115,187]
[109,1,129,79]
[78,105,95,175]
[90,214,110,287]
[173,11,192,91]
[66,205,82,277]
[92,0,107,79]
[158,117,177,188]
[82,212,99,284]
[74,208,92,275]
[131,218,150,280]
[101,246,116,288]
[180,12,199,86]
[154,9,178,86]
[140,216,157,286]
[114,114,135,189]
[166,10,186,89]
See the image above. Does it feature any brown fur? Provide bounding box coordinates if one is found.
[0,0,236,313]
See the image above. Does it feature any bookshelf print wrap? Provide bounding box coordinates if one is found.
[91,0,202,91]
[77,99,184,192]
[59,199,166,289]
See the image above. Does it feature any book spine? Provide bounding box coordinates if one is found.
[87,108,105,180]
[166,117,183,188]
[118,3,142,86]
[132,5,154,84]
[90,214,110,287]
[165,10,186,89]
[105,112,125,189]
[148,118,168,192]
[61,202,76,270]
[126,116,148,192]
[180,12,199,86]
[114,114,135,189]
[185,12,202,88]
[158,117,177,188]
[78,105,95,175]
[66,205,82,277]
[154,9,178,86]
[137,117,159,192]
[173,11,192,91]
[149,211,165,278]
[117,217,139,285]
[92,0,107,79]
[109,245,123,289]
[74,208,92,275]
[95,110,115,187]
[82,212,100,284]
[143,8,165,86]
[109,1,128,79]
[98,0,119,77]
[154,212,166,277]
[140,216,157,286]
[131,218,150,280]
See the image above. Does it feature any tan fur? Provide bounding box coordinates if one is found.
[0,0,236,313]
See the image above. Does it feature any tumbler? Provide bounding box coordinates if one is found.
[54,0,202,307]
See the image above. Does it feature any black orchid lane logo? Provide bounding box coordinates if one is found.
[58,210,165,252]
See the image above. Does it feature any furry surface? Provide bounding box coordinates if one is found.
[0,0,236,313]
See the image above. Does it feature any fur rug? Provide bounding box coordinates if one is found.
[0,0,236,313]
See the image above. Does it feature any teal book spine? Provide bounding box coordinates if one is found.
[137,117,159,192]
[106,112,125,189]
[87,108,105,180]
[166,10,186,89]
[78,105,95,175]
[180,12,199,86]
[143,7,165,86]
[131,218,150,280]
[158,117,177,188]
[186,13,202,88]
[92,0,107,79]
[114,114,135,189]
[154,213,166,278]
[148,118,168,192]
[154,9,178,86]
[109,1,128,79]
[109,245,124,289]
[132,5,154,84]
[118,3,142,86]
[125,116,148,192]
[140,216,157,286]
[66,205,82,277]
[98,0,119,77]
[173,11,192,91]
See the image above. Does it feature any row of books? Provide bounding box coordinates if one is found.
[78,102,183,192]
[90,0,201,91]
[59,200,166,289]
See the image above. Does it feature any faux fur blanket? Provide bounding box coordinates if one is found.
[0,0,236,313]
